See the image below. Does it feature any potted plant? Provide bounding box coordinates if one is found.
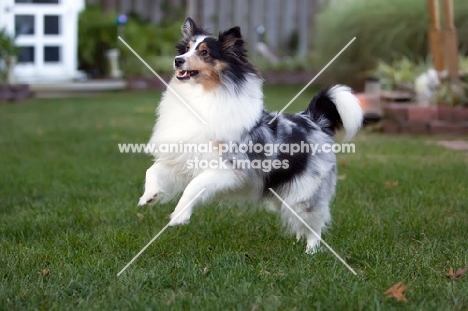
[78,6,120,78]
[434,79,468,122]
[370,57,431,103]
[0,63,9,102]
[0,28,14,102]
[105,14,127,79]
[0,28,30,102]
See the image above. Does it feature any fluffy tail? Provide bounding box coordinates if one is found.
[305,85,363,141]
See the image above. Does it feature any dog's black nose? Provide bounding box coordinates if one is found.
[175,57,185,67]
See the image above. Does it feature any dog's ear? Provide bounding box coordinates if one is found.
[218,27,247,59]
[181,17,199,39]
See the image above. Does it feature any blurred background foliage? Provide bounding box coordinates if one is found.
[0,28,19,83]
[314,0,468,86]
[78,5,181,77]
[78,6,117,77]
[78,0,468,83]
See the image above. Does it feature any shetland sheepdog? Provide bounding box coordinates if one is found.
[138,18,363,253]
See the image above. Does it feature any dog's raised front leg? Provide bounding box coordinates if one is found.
[169,169,242,226]
[138,162,170,206]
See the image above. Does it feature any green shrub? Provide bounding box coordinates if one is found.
[0,28,18,58]
[0,28,19,84]
[435,79,468,107]
[78,6,118,76]
[78,5,181,77]
[371,55,468,91]
[371,57,430,90]
[314,0,468,86]
[118,19,180,76]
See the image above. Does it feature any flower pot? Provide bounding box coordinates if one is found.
[5,56,17,84]
[106,49,123,79]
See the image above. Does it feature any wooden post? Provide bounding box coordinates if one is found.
[249,0,264,59]
[298,0,310,58]
[150,0,163,24]
[117,0,131,14]
[102,0,118,13]
[187,0,198,21]
[427,0,444,72]
[266,0,280,53]
[218,0,233,32]
[203,0,217,32]
[441,0,459,80]
[134,0,146,20]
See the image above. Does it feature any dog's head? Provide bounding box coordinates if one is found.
[174,17,259,90]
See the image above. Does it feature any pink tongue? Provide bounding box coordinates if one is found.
[179,71,189,77]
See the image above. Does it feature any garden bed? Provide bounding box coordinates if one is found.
[382,103,468,135]
[0,84,31,102]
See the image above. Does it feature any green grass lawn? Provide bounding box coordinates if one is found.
[1,86,467,310]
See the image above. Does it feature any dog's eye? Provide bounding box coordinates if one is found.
[200,50,208,56]
[186,46,190,52]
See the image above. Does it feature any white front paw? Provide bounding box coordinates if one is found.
[296,232,303,242]
[305,240,321,254]
[138,193,158,206]
[169,209,191,226]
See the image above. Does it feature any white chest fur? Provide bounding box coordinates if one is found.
[149,75,264,157]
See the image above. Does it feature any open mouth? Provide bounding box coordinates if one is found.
[176,70,199,80]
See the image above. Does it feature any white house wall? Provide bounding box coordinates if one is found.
[0,0,85,83]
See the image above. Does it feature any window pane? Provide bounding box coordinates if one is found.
[15,0,59,3]
[18,46,35,63]
[15,15,35,36]
[44,46,60,62]
[44,15,60,35]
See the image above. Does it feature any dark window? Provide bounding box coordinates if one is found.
[15,0,59,3]
[18,46,35,63]
[44,15,60,35]
[44,46,60,62]
[15,15,35,36]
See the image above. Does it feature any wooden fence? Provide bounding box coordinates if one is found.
[86,0,319,57]
[86,0,188,24]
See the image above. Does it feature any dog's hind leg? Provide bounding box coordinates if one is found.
[287,204,330,254]
[304,191,334,254]
[304,170,336,253]
[304,212,327,254]
[283,201,330,253]
[281,171,335,253]
[169,169,243,226]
